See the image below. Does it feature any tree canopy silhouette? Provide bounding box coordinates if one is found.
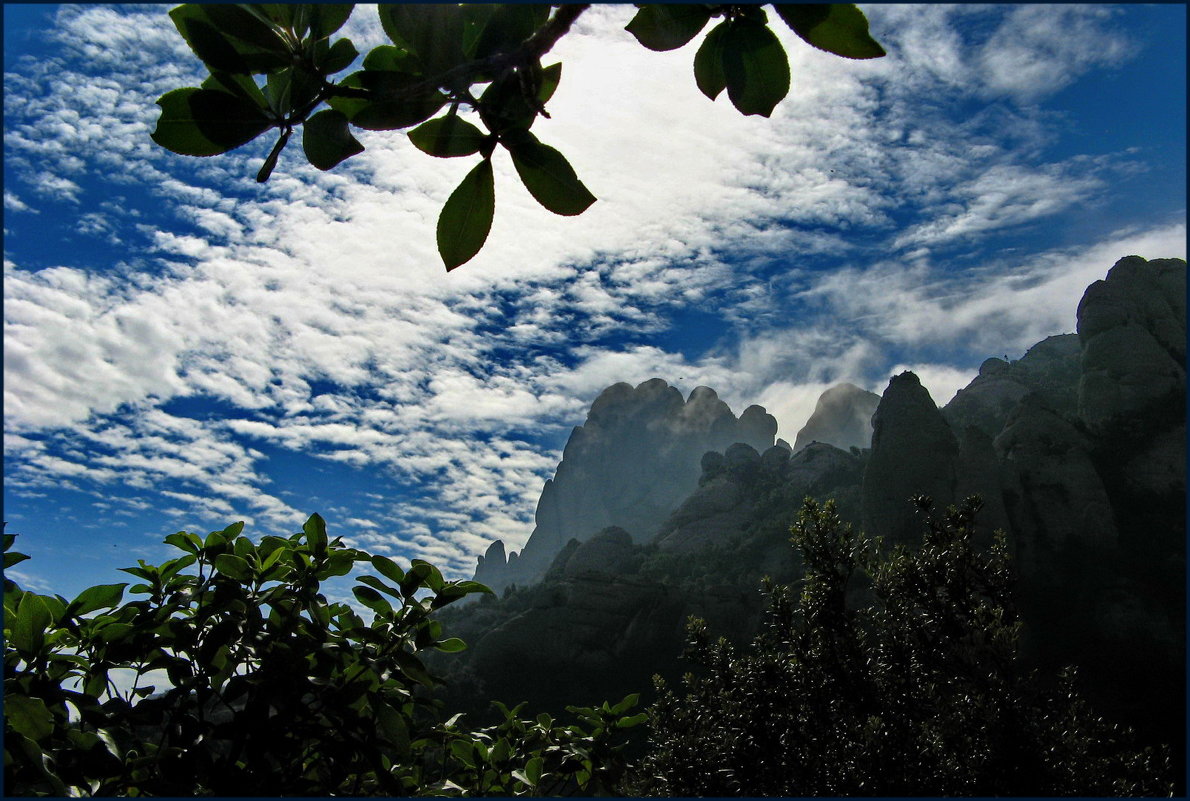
[150,3,885,269]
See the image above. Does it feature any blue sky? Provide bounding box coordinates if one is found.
[4,4,1186,603]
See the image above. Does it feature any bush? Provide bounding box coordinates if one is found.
[636,497,1174,796]
[3,517,642,796]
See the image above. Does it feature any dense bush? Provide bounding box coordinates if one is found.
[5,500,1174,796]
[635,497,1175,796]
[2,517,643,796]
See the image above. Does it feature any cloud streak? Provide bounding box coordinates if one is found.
[3,5,1183,582]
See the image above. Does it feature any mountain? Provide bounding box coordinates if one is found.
[474,378,777,593]
[440,255,1184,761]
[792,382,880,452]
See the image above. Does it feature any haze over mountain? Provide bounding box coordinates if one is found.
[439,255,1185,768]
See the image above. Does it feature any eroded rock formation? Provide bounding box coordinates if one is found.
[475,379,778,592]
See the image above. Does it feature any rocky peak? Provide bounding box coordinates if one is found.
[474,378,779,592]
[792,382,880,453]
[862,372,959,546]
[1076,256,1186,437]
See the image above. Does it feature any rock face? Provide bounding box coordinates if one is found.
[861,372,960,546]
[475,379,778,592]
[1077,256,1186,437]
[942,334,1082,438]
[445,255,1184,758]
[792,382,880,452]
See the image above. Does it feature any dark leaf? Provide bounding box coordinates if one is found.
[371,554,405,584]
[318,551,358,579]
[506,131,596,216]
[477,61,560,133]
[773,4,886,59]
[626,5,712,51]
[264,66,320,118]
[214,553,251,581]
[201,71,269,110]
[5,695,55,742]
[68,583,127,617]
[344,70,448,130]
[377,703,412,756]
[152,88,272,157]
[693,20,730,100]
[722,19,790,117]
[409,114,487,157]
[410,559,446,592]
[314,36,359,74]
[303,109,364,170]
[309,4,354,40]
[362,44,421,74]
[437,158,495,271]
[169,5,290,73]
[164,531,200,554]
[353,585,392,616]
[5,551,30,569]
[201,4,289,52]
[13,592,52,655]
[357,574,403,599]
[377,4,468,77]
[303,513,328,554]
[468,4,551,60]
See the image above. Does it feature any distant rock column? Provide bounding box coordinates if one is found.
[793,382,880,452]
[1077,255,1186,438]
[861,372,959,546]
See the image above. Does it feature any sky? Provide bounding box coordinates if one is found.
[4,4,1186,604]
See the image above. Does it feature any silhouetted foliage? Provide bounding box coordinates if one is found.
[150,3,885,269]
[634,497,1174,796]
[2,519,643,796]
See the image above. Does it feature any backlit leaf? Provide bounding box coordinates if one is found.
[68,583,127,617]
[722,20,790,117]
[303,109,364,170]
[152,88,272,157]
[506,131,596,216]
[378,4,467,77]
[773,4,886,59]
[309,4,354,40]
[5,696,54,742]
[314,36,359,74]
[626,5,712,51]
[214,553,251,581]
[371,554,405,584]
[303,513,328,553]
[353,585,392,615]
[693,20,730,100]
[13,592,52,655]
[169,5,290,73]
[409,114,487,158]
[467,4,550,60]
[437,158,495,271]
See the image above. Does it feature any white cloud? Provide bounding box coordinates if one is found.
[3,4,1183,580]
[977,5,1129,101]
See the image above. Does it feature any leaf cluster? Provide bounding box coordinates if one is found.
[151,3,885,270]
[2,518,638,796]
[635,497,1175,796]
